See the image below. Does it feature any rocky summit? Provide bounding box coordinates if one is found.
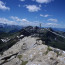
[0,36,65,65]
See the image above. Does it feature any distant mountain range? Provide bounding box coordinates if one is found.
[0,26,65,53]
[0,23,65,33]
[52,28,65,32]
[0,23,23,33]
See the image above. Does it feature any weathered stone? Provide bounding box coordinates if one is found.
[0,36,65,65]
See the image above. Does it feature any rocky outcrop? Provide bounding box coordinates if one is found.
[0,36,65,65]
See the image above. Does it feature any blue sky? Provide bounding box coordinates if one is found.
[0,0,65,28]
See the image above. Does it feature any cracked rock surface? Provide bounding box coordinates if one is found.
[0,36,65,65]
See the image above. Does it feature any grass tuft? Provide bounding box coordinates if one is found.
[20,61,28,65]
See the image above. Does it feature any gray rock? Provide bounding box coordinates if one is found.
[0,36,65,65]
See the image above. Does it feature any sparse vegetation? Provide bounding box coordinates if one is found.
[45,46,52,55]
[48,46,53,51]
[17,55,22,60]
[45,49,49,55]
[20,61,28,65]
[56,51,59,57]
[54,51,62,57]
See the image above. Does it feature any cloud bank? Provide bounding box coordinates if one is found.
[0,16,59,28]
[0,1,10,11]
[48,18,58,22]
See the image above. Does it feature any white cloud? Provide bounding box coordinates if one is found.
[46,23,59,27]
[40,14,51,17]
[46,23,58,26]
[48,18,58,22]
[45,23,58,27]
[10,16,58,27]
[44,14,50,17]
[0,17,30,26]
[0,1,10,11]
[10,16,28,22]
[35,0,53,3]
[21,19,28,22]
[20,0,25,2]
[25,5,41,12]
[41,22,59,27]
[0,17,60,27]
[10,16,22,22]
[40,14,44,17]
[10,16,41,26]
[0,18,17,25]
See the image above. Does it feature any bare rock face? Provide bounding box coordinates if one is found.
[26,61,49,65]
[0,36,65,65]
[2,57,20,65]
[21,45,48,61]
[57,56,65,65]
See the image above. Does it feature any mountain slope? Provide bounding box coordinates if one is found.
[0,36,65,65]
[0,26,65,53]
[0,23,22,33]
